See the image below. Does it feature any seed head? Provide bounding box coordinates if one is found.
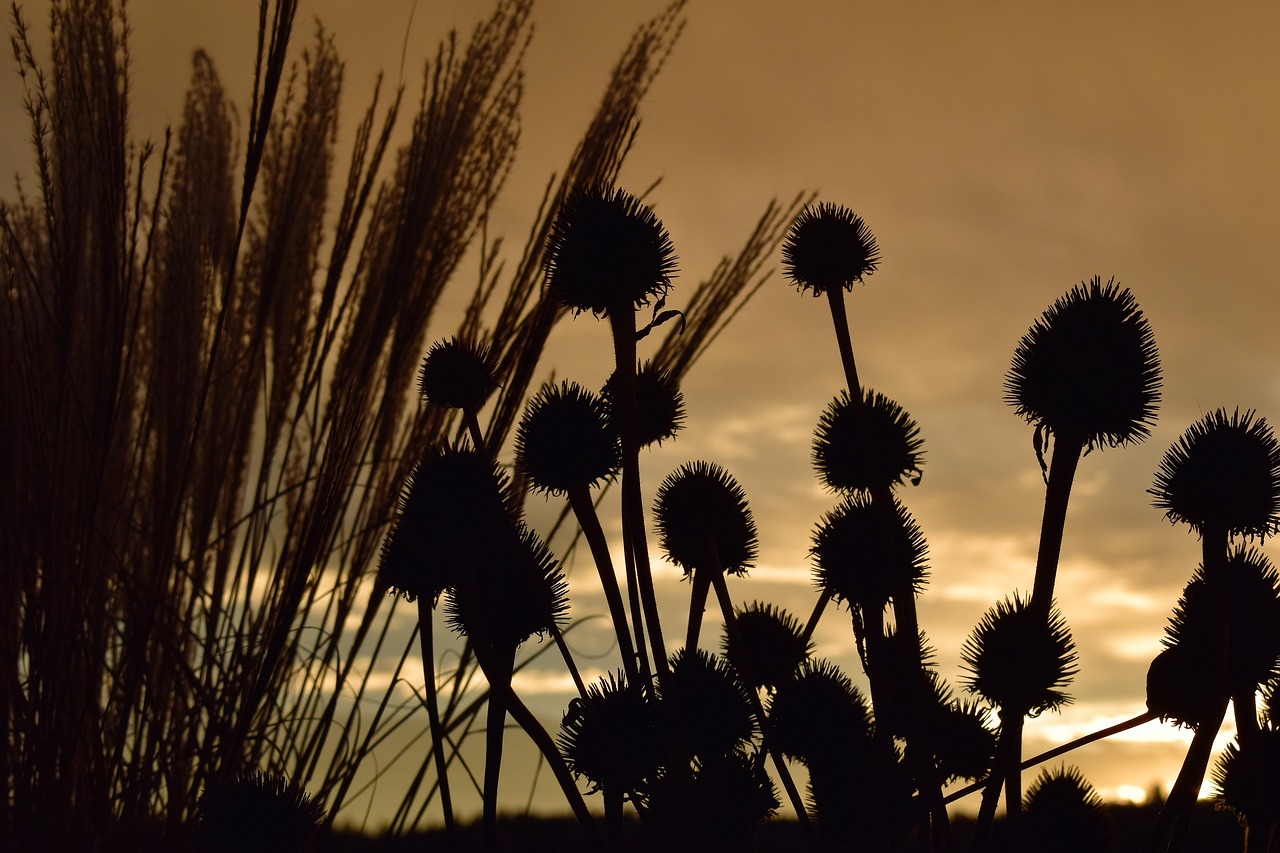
[782,202,880,297]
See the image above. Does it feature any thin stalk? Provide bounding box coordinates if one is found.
[1140,697,1229,853]
[568,484,639,683]
[416,599,458,850]
[685,569,711,652]
[800,589,830,646]
[483,644,516,853]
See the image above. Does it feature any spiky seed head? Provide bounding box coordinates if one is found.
[379,445,519,601]
[646,749,779,849]
[768,658,872,765]
[961,594,1078,716]
[602,360,686,448]
[931,698,997,784]
[1145,642,1226,729]
[417,336,498,412]
[558,672,665,796]
[515,381,619,495]
[653,461,758,576]
[1150,408,1280,539]
[664,648,756,758]
[443,523,569,652]
[722,602,813,689]
[1022,766,1110,853]
[1006,277,1161,451]
[1160,548,1280,697]
[545,184,678,316]
[1212,728,1280,827]
[782,202,880,297]
[198,770,325,853]
[812,389,925,493]
[810,493,929,614]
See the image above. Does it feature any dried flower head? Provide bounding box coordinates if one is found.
[782,202,880,296]
[721,602,813,689]
[1150,408,1280,539]
[1145,642,1225,729]
[664,647,756,758]
[545,184,678,316]
[646,749,779,850]
[1006,277,1161,450]
[558,672,664,796]
[768,658,872,765]
[961,594,1078,717]
[417,336,498,412]
[603,360,686,447]
[811,493,929,614]
[1022,766,1110,853]
[931,696,997,784]
[1212,728,1280,827]
[379,445,519,601]
[515,380,619,495]
[653,461,758,576]
[812,389,924,493]
[198,770,325,853]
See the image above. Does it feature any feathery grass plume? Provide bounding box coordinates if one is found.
[722,602,812,690]
[418,335,500,413]
[962,594,1078,717]
[781,201,880,297]
[812,389,925,493]
[546,184,678,316]
[197,770,325,853]
[664,648,757,759]
[379,444,519,601]
[1212,728,1280,832]
[515,380,620,495]
[559,672,666,797]
[1006,276,1161,452]
[1150,408,1280,541]
[1021,766,1110,853]
[768,658,873,765]
[811,493,929,614]
[603,359,687,447]
[654,461,759,576]
[645,749,779,853]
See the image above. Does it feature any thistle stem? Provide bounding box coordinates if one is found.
[685,569,711,652]
[1140,697,1229,853]
[482,645,515,853]
[416,599,458,850]
[568,485,639,684]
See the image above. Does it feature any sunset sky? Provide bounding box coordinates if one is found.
[7,0,1280,832]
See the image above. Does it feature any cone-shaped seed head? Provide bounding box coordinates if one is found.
[782,201,880,296]
[664,647,757,759]
[768,658,873,765]
[603,360,686,447]
[1212,727,1280,827]
[198,770,325,853]
[558,672,665,796]
[1022,766,1110,853]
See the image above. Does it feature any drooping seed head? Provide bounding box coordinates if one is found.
[515,381,619,495]
[961,593,1078,717]
[545,185,678,316]
[417,336,499,412]
[1150,408,1280,539]
[810,493,929,614]
[782,202,880,297]
[1005,277,1161,451]
[721,601,813,689]
[602,360,686,447]
[653,461,758,576]
[812,389,924,493]
[1145,642,1226,729]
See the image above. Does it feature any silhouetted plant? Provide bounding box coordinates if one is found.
[197,771,325,853]
[722,602,813,690]
[1021,766,1111,853]
[663,648,757,760]
[813,389,926,493]
[645,749,780,853]
[604,359,687,447]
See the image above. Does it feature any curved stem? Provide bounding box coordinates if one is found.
[416,599,458,850]
[1140,698,1229,853]
[685,569,710,653]
[568,485,639,683]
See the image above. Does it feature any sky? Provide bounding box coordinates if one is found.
[7,0,1280,833]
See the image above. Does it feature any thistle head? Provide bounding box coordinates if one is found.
[721,602,813,690]
[768,658,872,765]
[515,380,619,496]
[1150,408,1280,540]
[812,389,924,493]
[198,771,325,853]
[782,202,880,297]
[810,493,929,615]
[603,360,686,447]
[379,445,519,601]
[961,594,1078,717]
[558,672,664,796]
[545,184,677,316]
[1005,277,1161,451]
[417,336,498,412]
[1212,728,1280,828]
[1022,766,1110,853]
[664,648,757,759]
[653,461,758,576]
[646,749,779,850]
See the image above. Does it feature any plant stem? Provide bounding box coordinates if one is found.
[483,644,515,853]
[416,598,458,850]
[685,569,711,652]
[568,485,639,683]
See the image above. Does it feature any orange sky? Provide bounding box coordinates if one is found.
[7,0,1280,831]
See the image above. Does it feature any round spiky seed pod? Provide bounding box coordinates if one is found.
[812,389,924,493]
[1150,408,1280,540]
[1160,548,1280,697]
[1005,276,1161,451]
[961,593,1078,717]
[653,461,758,576]
[558,672,665,796]
[1212,727,1280,828]
[545,185,678,316]
[198,770,325,853]
[417,336,498,412]
[603,360,686,447]
[781,202,880,297]
[443,522,569,652]
[806,738,915,853]
[932,697,997,784]
[1145,642,1226,729]
[664,648,756,759]
[721,602,812,689]
[1022,766,1110,853]
[515,380,619,495]
[810,493,929,614]
[768,658,872,765]
[379,445,519,601]
[646,749,779,852]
